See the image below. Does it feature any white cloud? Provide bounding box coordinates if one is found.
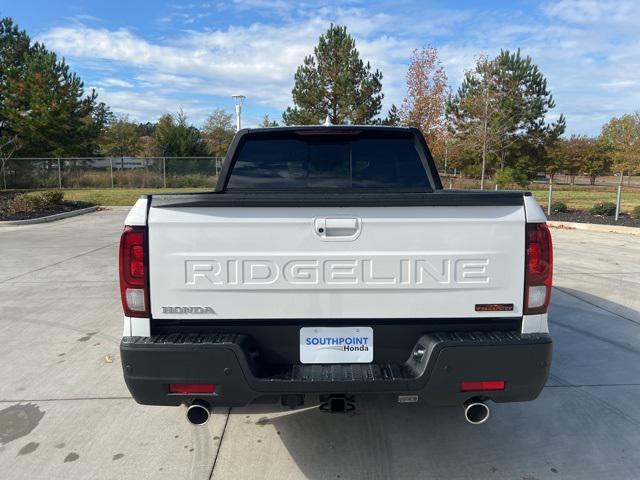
[96,78,134,88]
[89,88,212,123]
[37,1,640,134]
[69,14,102,23]
[543,0,640,25]
[40,23,316,101]
[39,19,412,123]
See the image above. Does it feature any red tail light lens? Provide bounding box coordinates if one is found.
[119,226,148,317]
[130,245,145,278]
[524,223,553,315]
[461,380,505,392]
[169,383,215,394]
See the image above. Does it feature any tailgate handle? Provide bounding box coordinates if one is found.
[315,218,361,240]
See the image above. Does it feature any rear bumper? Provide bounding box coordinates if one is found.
[120,331,552,407]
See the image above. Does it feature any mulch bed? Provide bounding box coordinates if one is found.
[0,191,94,221]
[549,210,640,228]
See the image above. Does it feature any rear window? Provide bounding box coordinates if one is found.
[225,130,430,190]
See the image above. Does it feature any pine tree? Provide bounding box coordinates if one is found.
[0,17,30,96]
[447,50,565,187]
[153,110,209,174]
[202,109,235,157]
[283,25,383,125]
[260,114,278,127]
[0,18,31,156]
[0,17,109,158]
[99,115,142,157]
[380,105,401,126]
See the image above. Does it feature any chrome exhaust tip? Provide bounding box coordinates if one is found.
[464,398,490,425]
[186,400,211,426]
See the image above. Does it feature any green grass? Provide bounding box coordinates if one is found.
[12,185,640,213]
[58,187,212,206]
[530,189,640,212]
[444,176,640,212]
[60,188,210,206]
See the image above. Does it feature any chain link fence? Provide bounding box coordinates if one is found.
[2,157,638,219]
[0,157,223,190]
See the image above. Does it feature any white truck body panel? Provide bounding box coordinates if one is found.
[122,315,151,337]
[124,197,148,226]
[147,204,526,320]
[523,195,547,223]
[521,313,549,334]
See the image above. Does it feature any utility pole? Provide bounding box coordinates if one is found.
[232,94,246,132]
[57,158,62,189]
[615,172,623,221]
[547,176,553,217]
[444,137,448,175]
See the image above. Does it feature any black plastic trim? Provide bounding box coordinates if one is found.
[150,317,523,365]
[152,316,522,329]
[121,330,552,408]
[149,191,526,208]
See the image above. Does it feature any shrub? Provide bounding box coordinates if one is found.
[166,173,216,188]
[494,168,514,189]
[494,167,530,189]
[64,170,112,188]
[38,190,64,205]
[550,201,568,214]
[5,191,65,214]
[631,206,640,219]
[6,193,37,214]
[589,201,616,216]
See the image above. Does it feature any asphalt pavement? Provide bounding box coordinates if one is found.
[0,207,639,479]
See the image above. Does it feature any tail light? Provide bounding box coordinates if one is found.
[524,223,553,315]
[461,380,505,392]
[119,226,148,317]
[169,383,216,394]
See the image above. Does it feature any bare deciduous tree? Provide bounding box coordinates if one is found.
[400,46,449,155]
[0,134,20,189]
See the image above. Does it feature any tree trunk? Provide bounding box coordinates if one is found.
[444,141,448,174]
[480,87,488,190]
[481,141,487,190]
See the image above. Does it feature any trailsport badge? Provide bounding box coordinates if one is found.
[161,306,216,314]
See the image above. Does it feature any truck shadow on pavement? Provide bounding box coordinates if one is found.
[552,286,640,325]
[235,396,569,480]
[223,289,640,480]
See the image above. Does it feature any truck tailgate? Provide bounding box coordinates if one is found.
[147,204,525,320]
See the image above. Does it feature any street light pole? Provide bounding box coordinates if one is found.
[232,94,246,132]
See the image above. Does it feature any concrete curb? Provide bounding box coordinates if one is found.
[548,220,640,236]
[0,206,99,226]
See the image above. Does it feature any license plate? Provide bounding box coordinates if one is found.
[300,327,373,364]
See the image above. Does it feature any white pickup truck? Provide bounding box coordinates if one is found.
[119,126,552,425]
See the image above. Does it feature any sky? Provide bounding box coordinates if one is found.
[2,0,639,135]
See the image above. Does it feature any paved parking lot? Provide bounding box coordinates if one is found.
[1,208,639,479]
